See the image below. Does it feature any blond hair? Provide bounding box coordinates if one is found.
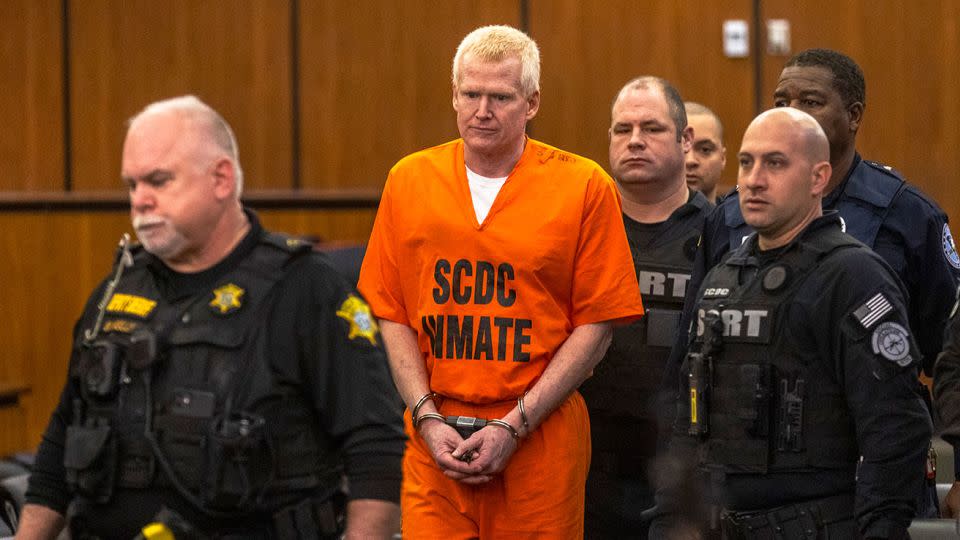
[452,25,540,97]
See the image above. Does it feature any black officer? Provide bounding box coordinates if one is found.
[18,96,406,539]
[653,108,931,540]
[579,77,710,538]
[702,49,958,372]
[665,48,954,517]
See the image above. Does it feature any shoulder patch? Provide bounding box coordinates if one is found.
[942,224,960,269]
[853,292,893,329]
[209,283,244,315]
[336,294,379,346]
[871,321,912,366]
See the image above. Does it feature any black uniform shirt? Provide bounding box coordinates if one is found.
[670,213,931,539]
[26,210,406,535]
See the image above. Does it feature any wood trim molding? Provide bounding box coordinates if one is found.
[0,188,382,212]
[0,380,29,407]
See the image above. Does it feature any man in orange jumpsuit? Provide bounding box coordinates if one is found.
[358,25,645,539]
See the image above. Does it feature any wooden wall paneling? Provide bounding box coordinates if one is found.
[298,0,521,190]
[0,212,133,448]
[760,0,960,225]
[0,406,26,457]
[0,0,64,191]
[529,0,755,189]
[68,0,294,192]
[258,208,378,245]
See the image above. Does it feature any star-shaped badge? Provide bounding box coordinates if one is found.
[209,283,244,315]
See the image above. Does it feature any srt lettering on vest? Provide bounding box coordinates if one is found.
[638,270,691,300]
[422,259,532,362]
[697,308,771,341]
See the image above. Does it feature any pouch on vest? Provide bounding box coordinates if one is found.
[273,492,346,540]
[203,411,270,509]
[78,341,123,400]
[64,424,117,503]
[700,363,774,472]
[645,308,681,348]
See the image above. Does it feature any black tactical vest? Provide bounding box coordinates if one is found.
[688,225,861,474]
[582,202,705,422]
[64,233,338,515]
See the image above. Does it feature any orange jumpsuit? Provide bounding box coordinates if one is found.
[359,138,644,538]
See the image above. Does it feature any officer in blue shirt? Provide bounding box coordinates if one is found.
[665,49,957,517]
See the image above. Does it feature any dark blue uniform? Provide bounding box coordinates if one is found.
[656,212,931,539]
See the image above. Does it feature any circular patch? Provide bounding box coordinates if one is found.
[942,224,960,270]
[871,322,912,366]
[762,265,789,292]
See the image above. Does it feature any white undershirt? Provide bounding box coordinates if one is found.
[466,166,508,223]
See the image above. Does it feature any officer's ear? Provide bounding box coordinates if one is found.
[846,101,864,134]
[211,157,237,200]
[810,160,832,196]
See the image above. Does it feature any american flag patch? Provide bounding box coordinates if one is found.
[854,293,893,329]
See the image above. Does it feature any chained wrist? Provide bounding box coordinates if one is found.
[517,394,530,434]
[414,412,445,430]
[487,419,520,441]
[411,392,438,420]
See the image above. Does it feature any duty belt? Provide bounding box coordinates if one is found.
[719,493,854,540]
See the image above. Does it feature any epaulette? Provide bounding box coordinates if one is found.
[716,186,738,205]
[261,231,314,254]
[863,160,906,181]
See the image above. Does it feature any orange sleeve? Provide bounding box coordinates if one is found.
[569,170,644,327]
[358,173,409,325]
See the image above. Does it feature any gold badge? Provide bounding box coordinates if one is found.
[209,283,244,315]
[336,295,379,346]
[106,293,157,318]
